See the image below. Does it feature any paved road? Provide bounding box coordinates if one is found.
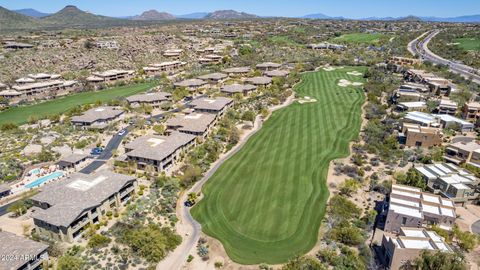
[409,30,480,84]
[472,219,480,234]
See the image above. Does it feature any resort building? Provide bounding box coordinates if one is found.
[173,79,208,92]
[381,227,452,270]
[264,70,290,78]
[220,84,257,96]
[143,61,184,76]
[462,102,480,123]
[31,171,138,243]
[403,111,440,127]
[437,99,458,115]
[198,54,223,65]
[163,49,184,58]
[71,107,124,129]
[444,141,480,165]
[396,101,427,112]
[399,123,442,148]
[57,154,90,171]
[245,76,273,87]
[222,67,252,76]
[0,183,11,198]
[197,73,228,84]
[434,114,474,132]
[87,69,134,85]
[256,62,281,71]
[384,184,456,233]
[126,92,172,108]
[189,97,233,116]
[165,113,217,138]
[392,89,424,103]
[415,163,479,205]
[0,231,49,270]
[124,132,196,172]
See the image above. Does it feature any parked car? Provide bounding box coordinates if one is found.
[91,147,104,155]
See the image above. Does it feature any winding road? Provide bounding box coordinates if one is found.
[409,30,480,84]
[156,95,295,270]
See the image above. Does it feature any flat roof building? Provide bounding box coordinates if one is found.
[384,184,455,233]
[381,227,452,270]
[399,123,442,148]
[415,163,479,205]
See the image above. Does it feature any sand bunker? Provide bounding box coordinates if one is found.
[298,96,317,104]
[323,66,344,72]
[347,71,363,76]
[338,79,364,87]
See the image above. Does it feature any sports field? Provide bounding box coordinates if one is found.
[0,82,156,125]
[333,33,386,44]
[455,37,480,51]
[191,67,365,264]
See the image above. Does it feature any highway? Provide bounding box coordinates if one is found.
[409,30,480,84]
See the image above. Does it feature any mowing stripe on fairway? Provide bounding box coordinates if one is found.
[0,82,156,125]
[191,67,366,264]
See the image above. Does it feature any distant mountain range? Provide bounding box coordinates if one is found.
[14,8,50,18]
[1,5,479,32]
[205,10,259,20]
[131,10,176,21]
[302,13,480,23]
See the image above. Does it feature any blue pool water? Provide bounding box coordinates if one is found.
[25,171,64,189]
[29,168,41,175]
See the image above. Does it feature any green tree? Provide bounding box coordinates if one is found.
[281,256,326,270]
[153,124,165,135]
[339,179,360,196]
[87,234,111,249]
[57,255,85,270]
[414,250,467,270]
[181,165,203,187]
[328,195,361,225]
[242,110,256,124]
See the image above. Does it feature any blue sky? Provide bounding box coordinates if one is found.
[1,0,479,18]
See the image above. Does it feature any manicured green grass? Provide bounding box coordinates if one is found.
[269,35,300,46]
[0,82,156,125]
[455,37,480,51]
[333,33,386,44]
[191,67,365,264]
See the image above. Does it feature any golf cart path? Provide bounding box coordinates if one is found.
[156,94,295,270]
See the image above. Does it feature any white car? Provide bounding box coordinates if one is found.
[118,129,126,136]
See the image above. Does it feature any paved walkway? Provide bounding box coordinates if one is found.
[156,95,295,270]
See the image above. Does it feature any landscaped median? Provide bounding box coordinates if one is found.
[191,67,366,264]
[0,82,156,126]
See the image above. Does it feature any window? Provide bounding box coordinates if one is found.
[401,217,407,225]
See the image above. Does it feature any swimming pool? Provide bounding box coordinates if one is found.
[25,171,64,189]
[29,168,41,175]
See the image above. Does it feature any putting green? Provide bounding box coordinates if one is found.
[191,67,365,264]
